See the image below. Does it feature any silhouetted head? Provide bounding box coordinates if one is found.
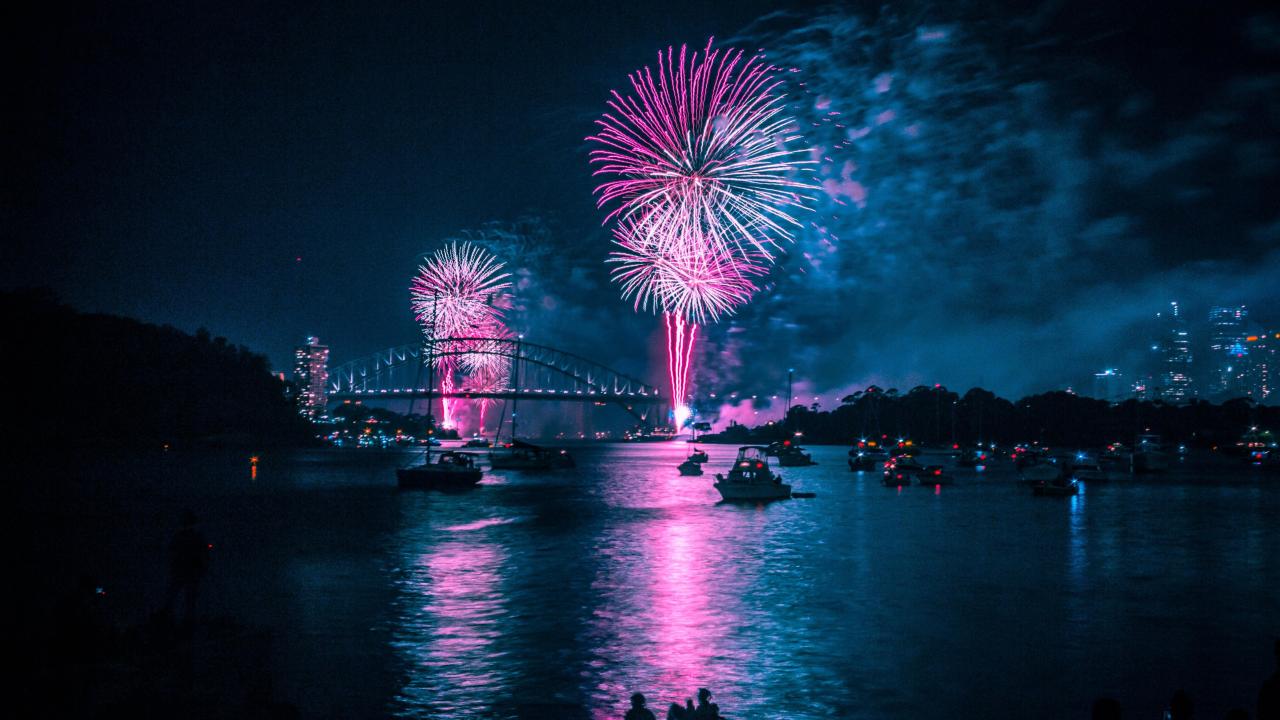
[697,688,712,702]
[180,509,198,527]
[1169,689,1193,720]
[1223,708,1248,720]
[1091,697,1121,720]
[630,693,646,708]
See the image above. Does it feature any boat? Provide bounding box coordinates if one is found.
[956,447,989,467]
[848,447,889,471]
[1131,434,1168,473]
[489,439,576,471]
[398,301,484,491]
[687,448,709,464]
[714,446,791,501]
[1072,459,1108,482]
[776,445,816,467]
[916,465,954,485]
[462,437,492,448]
[397,451,483,489]
[1033,477,1079,496]
[882,455,926,486]
[677,459,704,476]
[1020,462,1063,483]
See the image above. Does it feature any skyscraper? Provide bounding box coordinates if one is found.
[1207,305,1249,398]
[1244,331,1278,403]
[1152,302,1194,402]
[293,336,330,419]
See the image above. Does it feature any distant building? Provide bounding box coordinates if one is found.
[1207,305,1250,398]
[1244,331,1278,404]
[1092,368,1126,402]
[1152,302,1194,402]
[293,336,330,419]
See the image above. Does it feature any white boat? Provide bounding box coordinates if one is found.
[714,446,791,501]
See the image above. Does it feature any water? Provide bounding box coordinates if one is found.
[37,445,1280,718]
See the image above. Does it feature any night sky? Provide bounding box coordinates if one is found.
[7,0,1278,403]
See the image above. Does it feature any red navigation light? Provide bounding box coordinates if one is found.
[933,468,942,475]
[784,440,791,446]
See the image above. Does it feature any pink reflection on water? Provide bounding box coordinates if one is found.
[591,463,758,714]
[444,516,517,532]
[396,541,507,714]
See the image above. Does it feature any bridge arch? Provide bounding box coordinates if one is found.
[327,337,667,421]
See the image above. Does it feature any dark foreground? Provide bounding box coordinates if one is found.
[17,444,1280,718]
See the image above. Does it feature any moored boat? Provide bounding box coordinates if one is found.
[489,439,575,470]
[882,454,925,486]
[1131,434,1168,473]
[848,447,888,471]
[397,451,483,489]
[777,445,816,466]
[1033,477,1079,496]
[687,448,709,464]
[714,446,791,501]
[1072,459,1108,482]
[916,465,954,485]
[677,459,704,476]
[1021,462,1063,483]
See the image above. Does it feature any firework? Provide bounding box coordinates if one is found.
[589,38,812,424]
[410,242,512,427]
[589,39,813,260]
[608,207,767,324]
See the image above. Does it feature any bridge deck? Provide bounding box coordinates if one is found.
[331,389,667,403]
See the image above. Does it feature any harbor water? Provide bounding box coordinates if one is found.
[36,444,1280,718]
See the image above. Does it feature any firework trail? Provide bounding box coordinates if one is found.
[410,241,512,428]
[589,38,813,425]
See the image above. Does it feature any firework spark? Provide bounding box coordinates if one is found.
[589,38,813,423]
[410,242,512,427]
[589,38,814,260]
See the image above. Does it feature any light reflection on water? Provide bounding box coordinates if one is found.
[393,527,510,715]
[261,444,1280,719]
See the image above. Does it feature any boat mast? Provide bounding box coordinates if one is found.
[510,334,521,442]
[425,296,438,458]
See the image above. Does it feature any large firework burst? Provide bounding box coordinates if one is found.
[588,38,813,423]
[589,38,813,261]
[410,241,512,428]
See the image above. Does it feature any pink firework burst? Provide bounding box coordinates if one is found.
[588,38,813,421]
[410,242,512,427]
[411,241,512,338]
[588,38,814,260]
[608,207,766,324]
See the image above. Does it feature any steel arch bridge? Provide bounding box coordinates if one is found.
[328,337,667,418]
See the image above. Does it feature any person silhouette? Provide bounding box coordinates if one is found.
[164,509,210,625]
[1260,638,1280,720]
[667,698,694,719]
[693,688,720,719]
[625,692,655,720]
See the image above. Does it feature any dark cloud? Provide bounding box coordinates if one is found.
[678,1,1280,401]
